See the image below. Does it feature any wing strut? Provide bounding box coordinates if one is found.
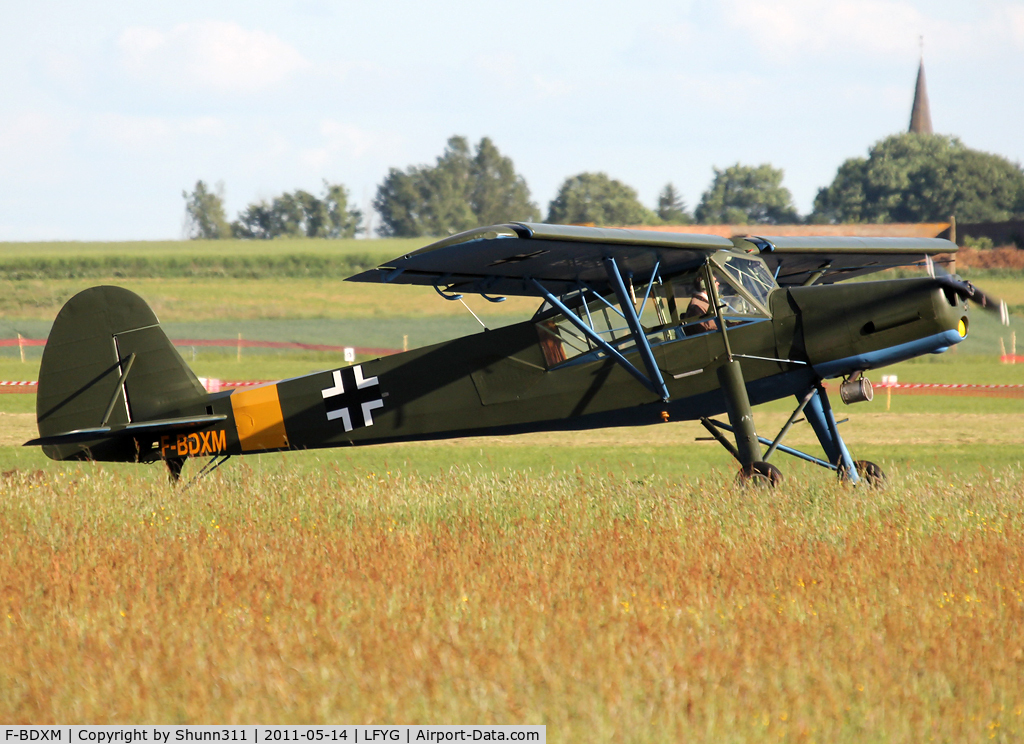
[527,277,669,401]
[602,258,670,401]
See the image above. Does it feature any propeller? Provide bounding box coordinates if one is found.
[925,255,1010,326]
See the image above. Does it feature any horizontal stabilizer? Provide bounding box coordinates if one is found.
[24,414,226,447]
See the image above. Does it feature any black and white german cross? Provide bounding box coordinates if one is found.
[320,365,384,432]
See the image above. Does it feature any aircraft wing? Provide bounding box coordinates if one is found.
[736,235,957,287]
[346,222,733,298]
[347,223,958,297]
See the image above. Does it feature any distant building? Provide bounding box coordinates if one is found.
[909,59,933,134]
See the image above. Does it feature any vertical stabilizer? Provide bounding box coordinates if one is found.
[36,286,208,460]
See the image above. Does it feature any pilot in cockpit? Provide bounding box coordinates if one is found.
[683,275,718,335]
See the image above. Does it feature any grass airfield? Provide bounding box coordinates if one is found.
[1,243,1024,739]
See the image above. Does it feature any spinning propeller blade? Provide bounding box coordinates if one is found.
[925,255,1010,326]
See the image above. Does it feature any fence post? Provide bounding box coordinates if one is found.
[237,333,242,362]
[17,333,25,364]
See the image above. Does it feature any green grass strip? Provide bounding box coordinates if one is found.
[0,253,384,280]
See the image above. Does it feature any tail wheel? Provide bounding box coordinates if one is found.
[738,461,783,488]
[165,457,185,483]
[839,460,886,488]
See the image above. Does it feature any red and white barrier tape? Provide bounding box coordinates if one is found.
[3,380,1023,395]
[0,379,272,394]
[0,337,400,355]
[873,382,1024,390]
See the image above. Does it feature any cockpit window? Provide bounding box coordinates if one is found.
[717,255,776,312]
[533,253,776,368]
[713,270,763,316]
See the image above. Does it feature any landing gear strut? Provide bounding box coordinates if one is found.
[699,381,885,487]
[803,382,886,485]
[716,358,779,486]
[701,263,779,486]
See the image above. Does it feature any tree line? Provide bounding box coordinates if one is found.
[183,181,362,240]
[184,132,1024,240]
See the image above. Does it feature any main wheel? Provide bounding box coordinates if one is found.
[855,460,886,488]
[738,461,783,488]
[839,460,886,488]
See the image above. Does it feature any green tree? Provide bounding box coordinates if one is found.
[269,192,309,237]
[470,137,541,226]
[374,168,426,238]
[374,136,539,237]
[695,164,799,224]
[322,182,363,238]
[546,172,657,225]
[812,133,1024,223]
[656,182,692,224]
[182,180,230,239]
[232,182,362,239]
[231,201,275,239]
[418,136,476,236]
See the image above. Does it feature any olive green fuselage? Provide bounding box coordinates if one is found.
[140,277,966,464]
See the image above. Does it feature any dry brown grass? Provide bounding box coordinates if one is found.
[2,465,1024,741]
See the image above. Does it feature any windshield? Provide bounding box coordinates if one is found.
[717,255,776,311]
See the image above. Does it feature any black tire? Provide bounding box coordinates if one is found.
[738,461,783,488]
[855,460,886,488]
[839,459,886,488]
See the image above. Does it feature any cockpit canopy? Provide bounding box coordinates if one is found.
[534,251,778,368]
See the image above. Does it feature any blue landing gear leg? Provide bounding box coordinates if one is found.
[804,383,885,487]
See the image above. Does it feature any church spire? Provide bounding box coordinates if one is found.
[909,57,933,134]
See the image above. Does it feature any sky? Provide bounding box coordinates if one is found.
[2,0,1023,240]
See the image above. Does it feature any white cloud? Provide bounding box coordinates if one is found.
[300,121,403,169]
[720,0,1024,60]
[0,111,76,150]
[667,70,766,106]
[532,74,573,98]
[473,52,521,88]
[89,113,227,151]
[118,21,309,94]
[722,0,927,57]
[1006,4,1024,45]
[0,111,79,184]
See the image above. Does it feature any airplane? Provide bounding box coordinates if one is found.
[26,222,1007,486]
